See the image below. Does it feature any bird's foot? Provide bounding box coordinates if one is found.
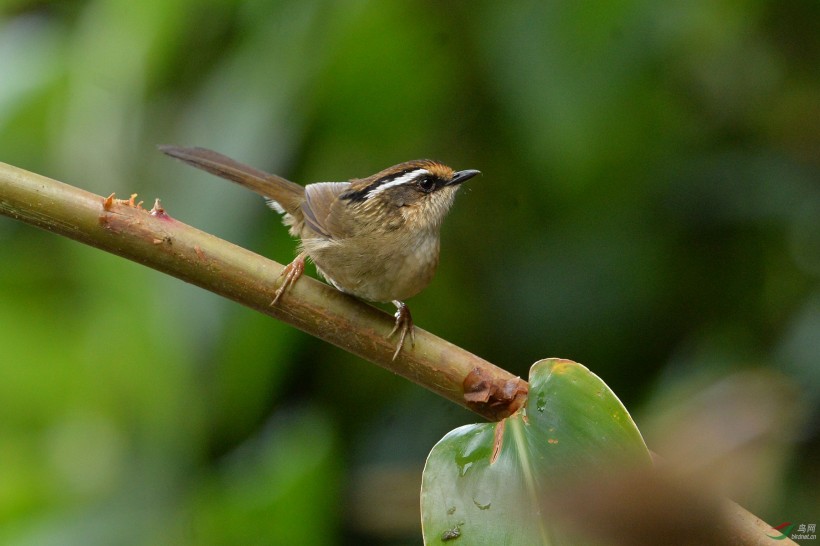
[388,300,415,360]
[271,252,307,305]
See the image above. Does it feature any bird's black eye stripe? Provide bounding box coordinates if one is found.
[341,168,419,202]
[341,168,443,202]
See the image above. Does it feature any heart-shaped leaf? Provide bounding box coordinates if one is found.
[421,358,651,545]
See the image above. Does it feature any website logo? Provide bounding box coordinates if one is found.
[769,522,795,540]
[769,522,816,541]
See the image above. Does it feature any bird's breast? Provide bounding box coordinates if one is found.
[305,230,440,303]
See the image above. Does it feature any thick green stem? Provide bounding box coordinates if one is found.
[0,161,526,420]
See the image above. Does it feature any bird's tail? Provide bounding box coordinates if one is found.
[159,145,304,215]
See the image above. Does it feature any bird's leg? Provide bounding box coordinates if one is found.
[388,300,415,360]
[271,252,307,305]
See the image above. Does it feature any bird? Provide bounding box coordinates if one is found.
[159,145,480,359]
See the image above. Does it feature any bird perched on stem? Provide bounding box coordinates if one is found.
[160,145,479,359]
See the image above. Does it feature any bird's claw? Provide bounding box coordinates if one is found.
[271,253,306,305]
[389,301,415,360]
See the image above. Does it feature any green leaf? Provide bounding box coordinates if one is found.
[421,358,652,545]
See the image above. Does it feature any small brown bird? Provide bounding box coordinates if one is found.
[160,146,479,359]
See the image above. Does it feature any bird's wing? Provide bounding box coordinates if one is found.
[302,182,353,239]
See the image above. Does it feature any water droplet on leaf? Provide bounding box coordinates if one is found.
[536,390,547,412]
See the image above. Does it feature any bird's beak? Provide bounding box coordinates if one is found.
[447,169,481,186]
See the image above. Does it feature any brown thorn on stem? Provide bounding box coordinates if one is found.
[149,198,166,217]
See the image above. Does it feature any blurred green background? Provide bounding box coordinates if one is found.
[1,1,818,544]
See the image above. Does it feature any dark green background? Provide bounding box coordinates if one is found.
[1,1,817,544]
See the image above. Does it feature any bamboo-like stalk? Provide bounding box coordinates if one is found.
[0,161,527,420]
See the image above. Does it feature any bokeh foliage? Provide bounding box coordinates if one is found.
[1,0,818,544]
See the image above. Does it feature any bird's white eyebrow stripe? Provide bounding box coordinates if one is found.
[365,169,430,199]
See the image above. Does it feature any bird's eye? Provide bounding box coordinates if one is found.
[418,177,435,192]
